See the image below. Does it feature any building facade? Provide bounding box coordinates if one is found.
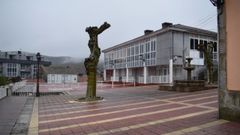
[102,23,217,84]
[0,51,51,79]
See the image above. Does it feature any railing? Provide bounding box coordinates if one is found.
[111,76,135,82]
[129,75,170,84]
[110,75,170,84]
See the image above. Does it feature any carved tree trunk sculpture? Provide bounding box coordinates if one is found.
[84,22,110,99]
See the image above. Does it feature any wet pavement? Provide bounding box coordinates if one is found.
[37,85,240,135]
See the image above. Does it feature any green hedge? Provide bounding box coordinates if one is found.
[0,76,10,86]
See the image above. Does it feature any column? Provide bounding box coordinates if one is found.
[113,69,116,82]
[126,68,129,83]
[143,62,147,84]
[169,59,173,84]
[103,69,106,81]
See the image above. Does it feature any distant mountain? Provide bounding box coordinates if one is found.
[43,56,104,75]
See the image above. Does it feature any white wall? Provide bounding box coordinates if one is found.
[47,74,78,84]
[189,50,204,65]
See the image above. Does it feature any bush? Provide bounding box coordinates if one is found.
[0,76,10,86]
[10,76,22,83]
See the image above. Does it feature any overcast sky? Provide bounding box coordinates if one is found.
[0,0,217,58]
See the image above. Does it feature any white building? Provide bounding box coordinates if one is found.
[102,22,218,84]
[47,74,78,84]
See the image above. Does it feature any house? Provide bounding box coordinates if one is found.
[102,22,217,84]
[43,66,79,84]
[0,51,51,79]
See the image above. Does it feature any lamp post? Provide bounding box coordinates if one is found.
[36,52,41,97]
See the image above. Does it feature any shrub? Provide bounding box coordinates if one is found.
[0,76,10,86]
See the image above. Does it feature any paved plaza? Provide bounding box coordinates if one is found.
[1,83,240,135]
[32,84,240,135]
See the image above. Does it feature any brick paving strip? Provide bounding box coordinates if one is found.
[38,89,216,112]
[39,96,217,122]
[86,109,218,135]
[38,88,239,135]
[39,95,217,124]
[38,100,217,133]
[39,91,217,116]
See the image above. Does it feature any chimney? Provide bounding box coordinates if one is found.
[144,30,154,35]
[162,22,173,29]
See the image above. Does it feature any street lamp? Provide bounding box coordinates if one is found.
[36,52,41,97]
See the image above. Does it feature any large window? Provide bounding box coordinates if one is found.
[105,38,156,69]
[189,38,218,60]
[190,39,194,49]
[7,63,17,77]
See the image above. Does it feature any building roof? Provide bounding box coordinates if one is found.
[102,23,217,53]
[42,65,83,75]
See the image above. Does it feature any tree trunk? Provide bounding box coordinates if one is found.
[86,66,97,98]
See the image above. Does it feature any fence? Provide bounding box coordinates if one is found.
[138,75,169,84]
[111,75,169,84]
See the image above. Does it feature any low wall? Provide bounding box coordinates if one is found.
[0,81,26,100]
[0,86,8,99]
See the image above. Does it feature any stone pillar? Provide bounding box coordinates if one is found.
[103,69,106,81]
[169,59,173,84]
[126,68,129,83]
[113,68,116,82]
[143,62,147,84]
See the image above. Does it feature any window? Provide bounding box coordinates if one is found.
[190,39,194,49]
[127,47,130,56]
[140,44,144,53]
[151,40,156,51]
[151,52,156,59]
[194,39,199,49]
[146,42,150,52]
[135,45,139,55]
[213,42,217,52]
[130,47,134,56]
[7,63,17,77]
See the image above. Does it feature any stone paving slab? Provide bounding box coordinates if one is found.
[0,96,28,135]
[32,85,240,135]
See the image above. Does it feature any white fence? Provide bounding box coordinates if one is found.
[0,81,26,100]
[138,76,169,84]
[111,75,169,84]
